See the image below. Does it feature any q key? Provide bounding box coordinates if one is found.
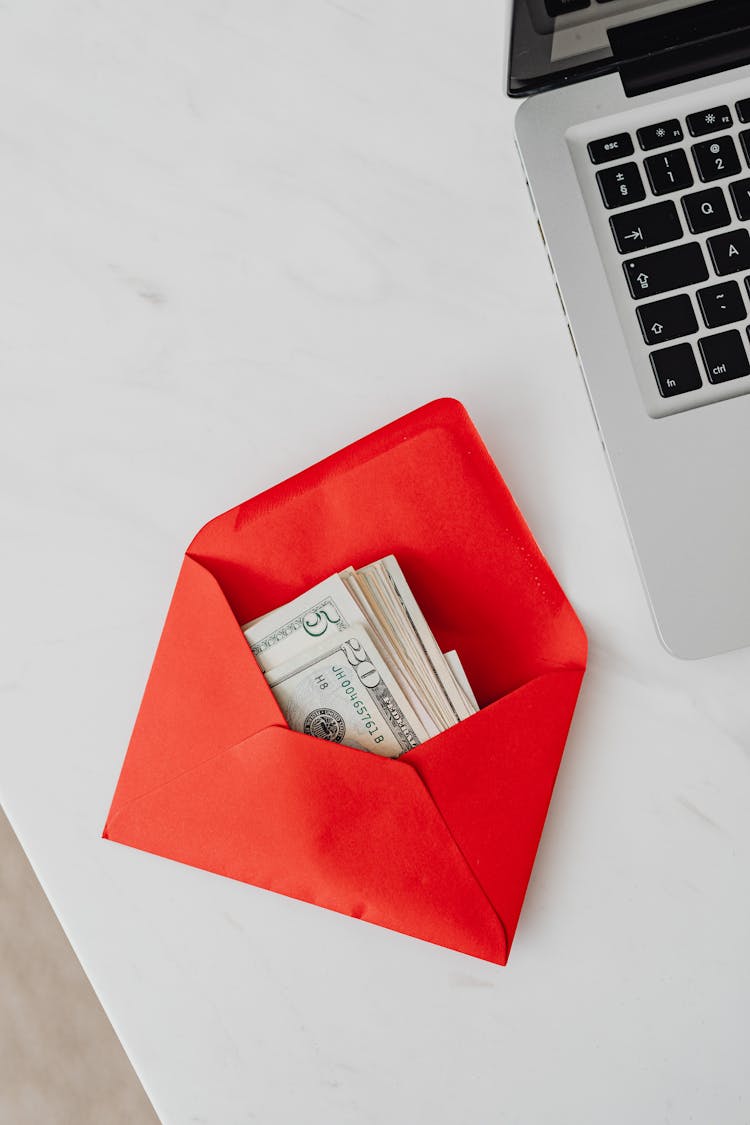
[681,187,731,234]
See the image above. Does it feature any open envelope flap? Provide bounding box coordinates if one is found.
[185,398,583,704]
[405,665,585,951]
[104,555,285,824]
[104,725,508,964]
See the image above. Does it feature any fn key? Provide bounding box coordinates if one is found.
[650,344,702,397]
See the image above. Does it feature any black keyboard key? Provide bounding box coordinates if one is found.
[637,119,683,151]
[623,243,708,300]
[650,344,702,397]
[686,105,733,136]
[545,0,589,12]
[609,200,682,253]
[692,135,741,182]
[736,99,750,124]
[588,132,634,164]
[644,149,693,195]
[696,281,746,328]
[739,130,750,166]
[698,330,750,383]
[596,162,646,209]
[682,187,732,233]
[729,178,750,221]
[636,294,698,345]
[706,228,750,275]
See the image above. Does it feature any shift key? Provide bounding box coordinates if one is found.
[623,243,708,299]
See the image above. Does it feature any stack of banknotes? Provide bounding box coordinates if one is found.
[243,556,478,757]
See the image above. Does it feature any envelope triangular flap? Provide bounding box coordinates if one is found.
[186,398,579,705]
[406,665,585,952]
[105,555,285,822]
[105,726,508,963]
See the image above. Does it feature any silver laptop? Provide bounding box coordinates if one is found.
[510,0,750,657]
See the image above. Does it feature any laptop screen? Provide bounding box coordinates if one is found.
[508,0,721,96]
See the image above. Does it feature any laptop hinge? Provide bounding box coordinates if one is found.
[609,1,750,98]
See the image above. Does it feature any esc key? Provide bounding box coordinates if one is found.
[588,132,635,165]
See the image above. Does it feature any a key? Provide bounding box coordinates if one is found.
[636,294,698,345]
[637,120,683,151]
[692,136,741,182]
[739,130,750,166]
[609,200,682,253]
[644,149,693,195]
[736,98,750,124]
[698,330,750,383]
[623,243,708,299]
[686,105,733,136]
[696,281,746,329]
[650,343,703,397]
[706,228,750,275]
[588,133,634,165]
[682,187,732,233]
[729,178,750,221]
[596,162,646,209]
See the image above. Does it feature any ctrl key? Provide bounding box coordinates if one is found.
[698,330,750,383]
[650,343,703,397]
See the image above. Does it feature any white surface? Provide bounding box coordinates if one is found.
[2,2,749,1123]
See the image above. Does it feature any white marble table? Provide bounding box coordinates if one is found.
[3,2,750,1122]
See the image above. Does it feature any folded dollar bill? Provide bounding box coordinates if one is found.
[242,557,477,756]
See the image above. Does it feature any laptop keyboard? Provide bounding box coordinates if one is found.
[587,97,750,409]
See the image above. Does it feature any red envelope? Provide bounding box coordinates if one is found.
[103,398,586,965]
